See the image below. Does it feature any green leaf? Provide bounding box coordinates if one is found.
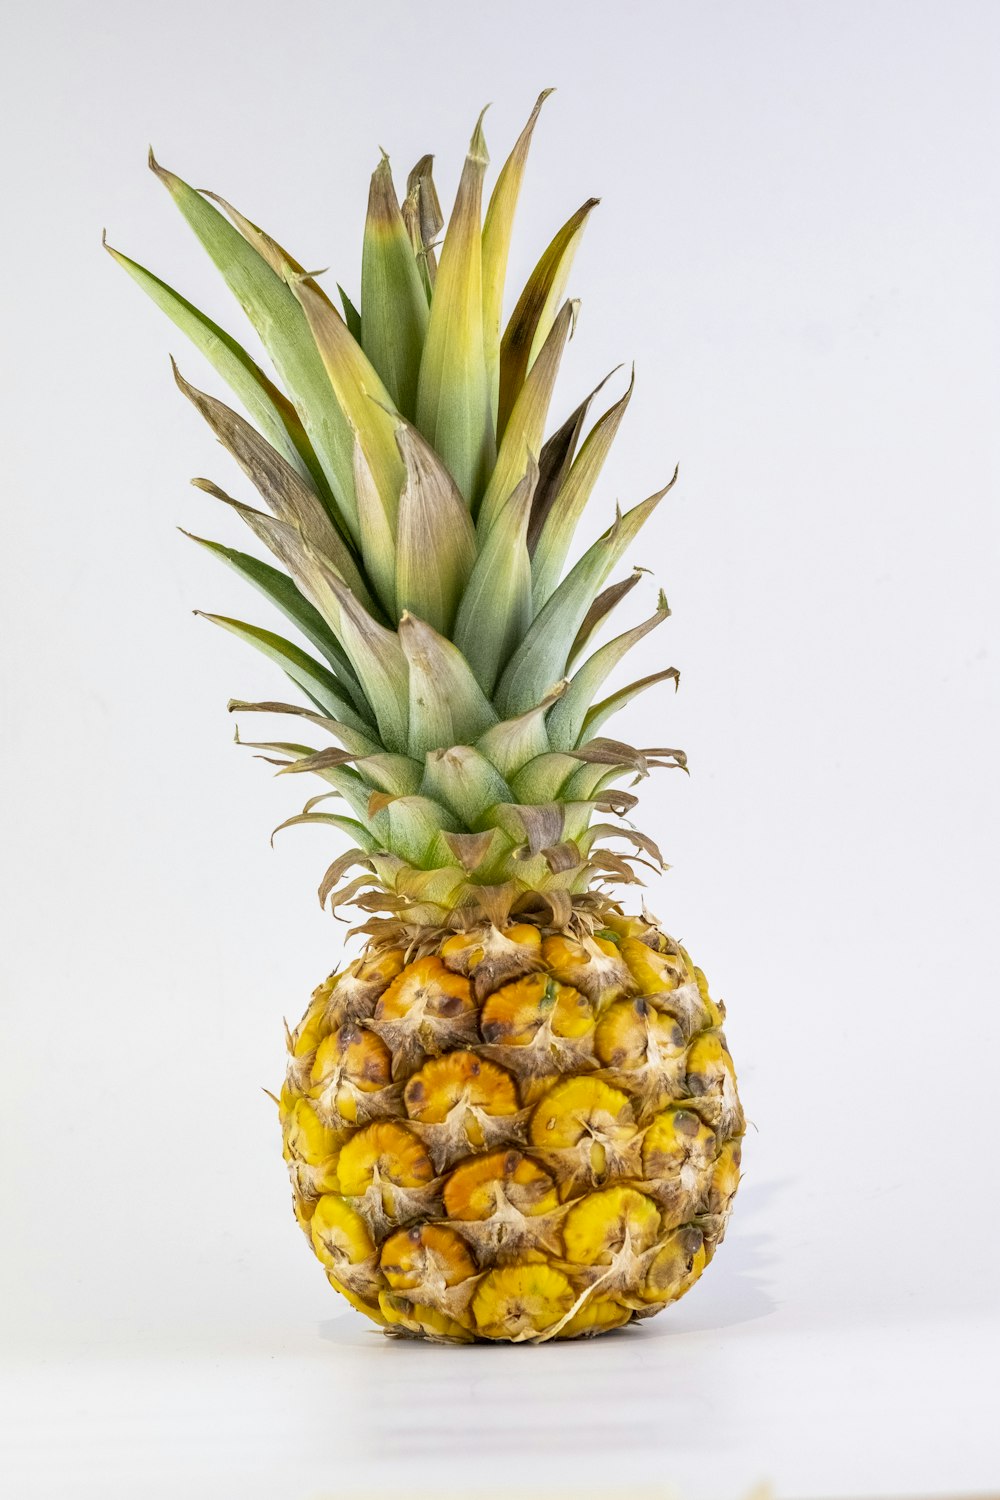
[174,368,375,612]
[395,424,477,635]
[352,439,397,621]
[189,480,348,632]
[527,366,620,554]
[567,567,649,667]
[201,187,315,281]
[481,89,554,425]
[104,235,326,498]
[421,745,513,828]
[531,369,635,608]
[182,529,364,702]
[384,796,462,866]
[497,197,598,440]
[227,698,379,755]
[477,299,576,535]
[271,811,379,854]
[289,274,405,529]
[399,612,498,758]
[415,111,496,502]
[560,758,637,804]
[580,668,681,742]
[496,479,675,715]
[149,154,358,537]
[296,764,384,825]
[403,154,444,298]
[196,613,373,731]
[361,155,429,419]
[475,682,566,780]
[507,752,582,803]
[318,573,410,755]
[453,461,536,696]
[338,285,362,342]
[548,593,673,749]
[276,746,365,776]
[354,754,424,797]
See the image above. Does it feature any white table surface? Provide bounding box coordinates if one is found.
[4,1178,996,1500]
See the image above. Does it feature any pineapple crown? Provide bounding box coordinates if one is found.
[107,94,685,933]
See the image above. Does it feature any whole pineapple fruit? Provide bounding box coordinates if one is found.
[109,95,743,1343]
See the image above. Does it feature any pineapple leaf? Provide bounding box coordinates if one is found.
[580,668,682,742]
[528,366,621,554]
[384,796,462,867]
[354,754,425,797]
[148,154,358,536]
[361,155,429,418]
[190,481,350,630]
[288,274,405,528]
[440,829,503,874]
[318,574,410,755]
[475,681,567,779]
[276,746,365,775]
[306,764,384,825]
[415,111,495,503]
[181,530,364,700]
[497,197,598,439]
[338,285,362,342]
[481,89,554,424]
[395,424,477,635]
[496,477,676,715]
[227,699,380,755]
[421,745,513,828]
[317,847,377,907]
[477,299,576,534]
[270,812,378,854]
[399,613,498,757]
[174,368,375,610]
[507,751,582,802]
[352,440,397,620]
[195,613,373,730]
[453,461,536,696]
[201,188,317,284]
[568,567,650,666]
[104,235,327,498]
[403,154,444,297]
[548,593,673,749]
[531,368,635,608]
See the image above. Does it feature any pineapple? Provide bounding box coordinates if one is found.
[108,94,743,1343]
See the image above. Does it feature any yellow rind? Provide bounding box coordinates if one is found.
[284,914,743,1343]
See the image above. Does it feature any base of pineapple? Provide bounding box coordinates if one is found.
[280,910,743,1344]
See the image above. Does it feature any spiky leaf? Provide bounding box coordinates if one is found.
[148,155,358,535]
[399,613,497,757]
[497,197,598,439]
[531,369,635,608]
[361,156,428,418]
[395,425,476,635]
[415,112,495,502]
[481,90,553,423]
[478,299,576,535]
[496,481,675,715]
[547,592,673,749]
[196,614,372,730]
[453,462,536,695]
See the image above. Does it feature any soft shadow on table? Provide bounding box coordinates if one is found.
[316,1179,782,1463]
[661,1176,782,1335]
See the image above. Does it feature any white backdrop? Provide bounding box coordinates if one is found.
[1,2,997,1497]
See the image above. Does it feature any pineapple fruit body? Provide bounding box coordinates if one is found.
[283,917,742,1342]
